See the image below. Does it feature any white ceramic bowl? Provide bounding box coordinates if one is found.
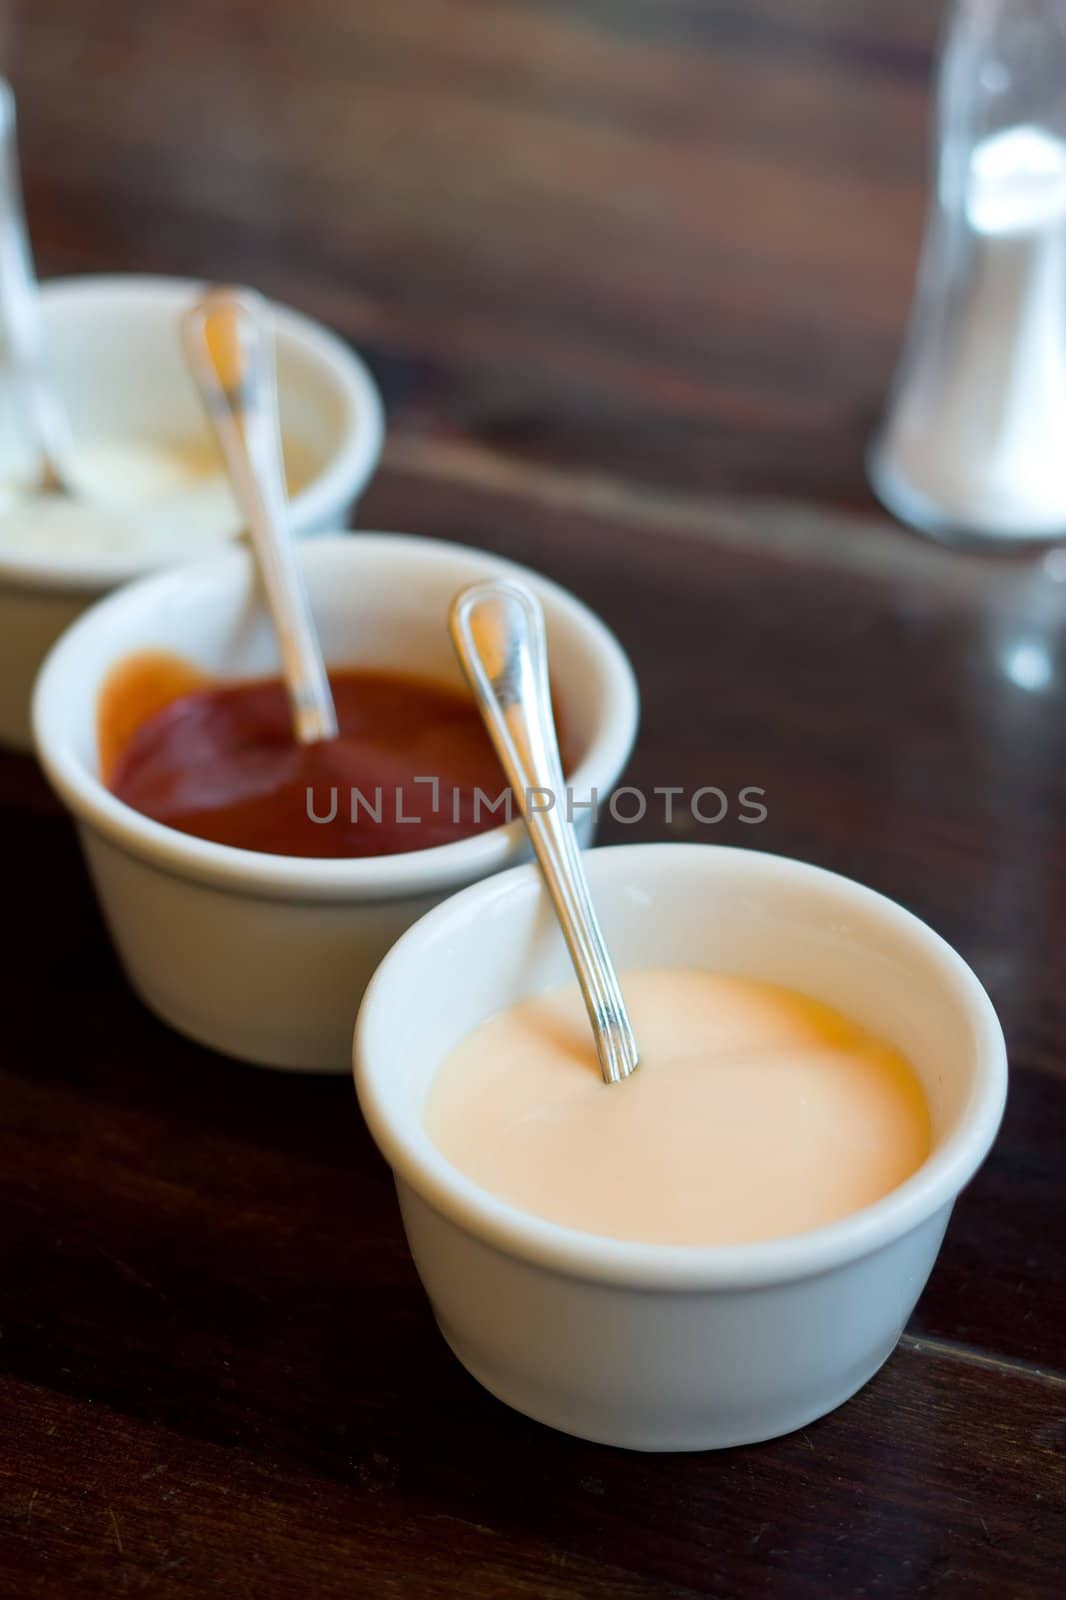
[33,533,638,1072]
[0,275,384,748]
[354,842,1007,1452]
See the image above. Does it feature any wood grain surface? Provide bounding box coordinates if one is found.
[2,1,1064,1596]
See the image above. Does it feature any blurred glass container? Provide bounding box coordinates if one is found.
[868,0,1066,546]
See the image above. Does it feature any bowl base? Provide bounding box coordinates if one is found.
[436,1317,901,1452]
[124,965,352,1074]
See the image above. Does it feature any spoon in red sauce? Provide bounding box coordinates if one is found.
[180,285,339,745]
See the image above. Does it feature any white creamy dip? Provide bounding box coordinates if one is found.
[0,435,317,566]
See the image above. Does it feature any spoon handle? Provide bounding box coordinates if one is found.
[450,580,638,1085]
[0,78,72,492]
[181,286,338,745]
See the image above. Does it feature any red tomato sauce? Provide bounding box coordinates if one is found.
[101,654,572,859]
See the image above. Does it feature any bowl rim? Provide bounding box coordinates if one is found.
[32,531,640,903]
[0,273,385,593]
[353,841,1008,1291]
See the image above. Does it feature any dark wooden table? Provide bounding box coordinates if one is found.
[2,2,1064,1595]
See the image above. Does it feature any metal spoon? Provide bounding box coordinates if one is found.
[0,77,74,495]
[181,286,338,745]
[450,579,639,1085]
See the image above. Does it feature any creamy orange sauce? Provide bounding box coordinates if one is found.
[425,970,932,1246]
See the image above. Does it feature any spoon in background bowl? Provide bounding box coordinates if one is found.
[181,285,338,745]
[450,578,639,1084]
[0,76,74,496]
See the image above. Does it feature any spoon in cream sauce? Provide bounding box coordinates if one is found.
[450,579,639,1084]
[0,77,74,495]
[181,285,338,744]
